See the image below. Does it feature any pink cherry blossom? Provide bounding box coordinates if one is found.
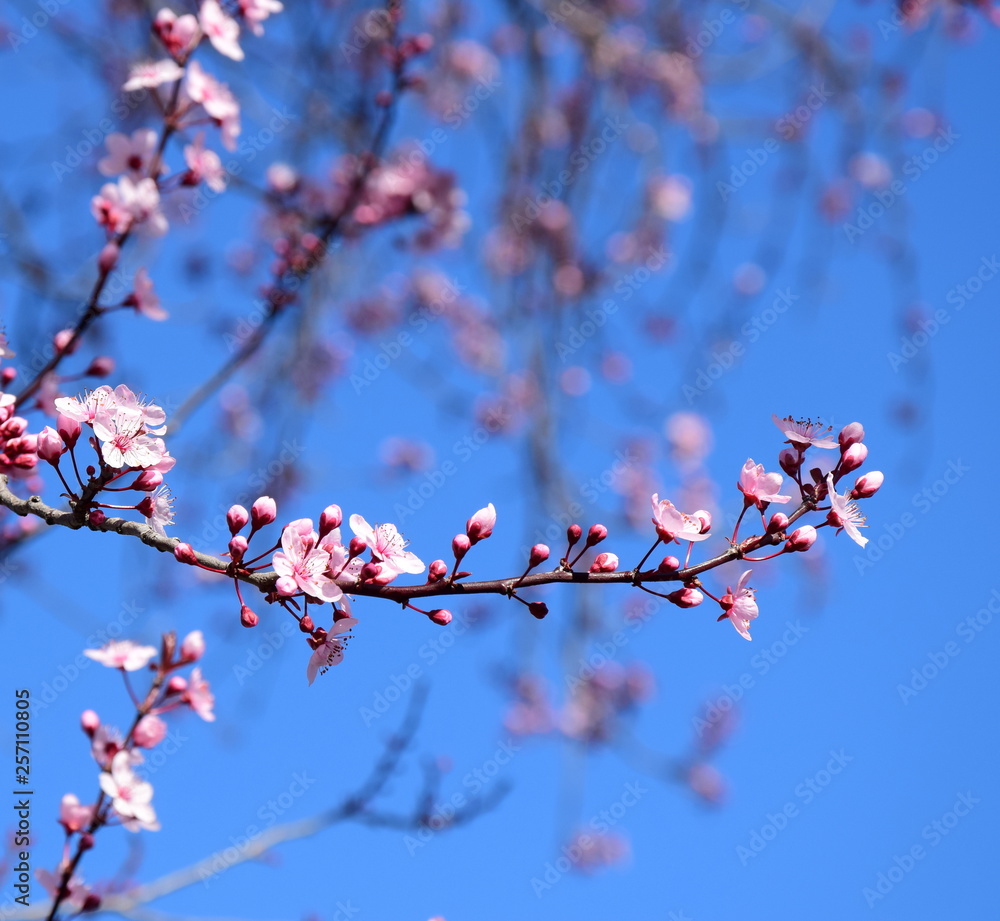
[272,518,343,601]
[183,667,216,721]
[349,514,426,576]
[83,639,157,671]
[180,629,205,662]
[90,723,123,769]
[99,750,160,831]
[650,494,711,542]
[772,414,838,449]
[724,570,758,641]
[183,132,227,192]
[737,458,791,509]
[92,413,165,469]
[91,177,167,237]
[239,0,283,35]
[320,528,363,584]
[185,62,241,150]
[110,384,167,433]
[133,714,167,748]
[199,0,244,60]
[153,8,199,59]
[98,129,161,179]
[826,474,868,547]
[54,385,116,425]
[144,485,175,536]
[127,268,168,321]
[306,616,358,685]
[123,58,184,92]
[59,793,96,833]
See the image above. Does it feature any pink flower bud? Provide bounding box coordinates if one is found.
[428,559,448,582]
[466,502,497,544]
[55,414,81,447]
[299,615,315,633]
[566,524,583,546]
[0,367,14,387]
[130,469,162,491]
[839,442,867,473]
[667,587,704,608]
[88,509,106,526]
[586,523,608,546]
[428,608,453,626]
[785,525,817,552]
[250,495,277,530]
[166,676,187,695]
[529,543,550,567]
[86,356,115,378]
[53,328,77,355]
[838,422,865,449]
[37,426,65,463]
[766,512,789,534]
[275,575,297,596]
[349,537,367,557]
[452,533,471,559]
[228,535,248,561]
[98,242,120,273]
[81,709,100,735]
[360,561,382,581]
[852,470,884,499]
[589,552,619,573]
[240,605,259,627]
[319,504,343,536]
[778,448,800,476]
[528,601,548,619]
[180,630,205,662]
[227,504,249,534]
[657,555,680,573]
[173,542,199,565]
[133,714,167,748]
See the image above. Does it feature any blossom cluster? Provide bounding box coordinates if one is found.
[39,633,214,914]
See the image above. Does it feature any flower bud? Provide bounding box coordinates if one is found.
[766,512,789,534]
[360,561,382,581]
[240,605,259,628]
[98,242,120,273]
[53,328,77,355]
[180,630,205,662]
[88,509,106,526]
[528,601,548,619]
[133,714,167,748]
[173,542,199,565]
[589,552,619,573]
[250,495,277,530]
[839,442,867,473]
[785,525,817,552]
[228,535,248,561]
[529,543,550,567]
[349,537,367,557]
[275,575,298,596]
[852,470,884,499]
[0,367,14,387]
[55,413,81,448]
[452,533,471,559]
[428,609,453,626]
[81,709,100,735]
[566,523,583,546]
[319,504,343,536]
[657,555,680,573]
[299,615,315,633]
[586,523,608,546]
[428,559,448,582]
[86,356,115,378]
[778,448,800,476]
[130,469,162,491]
[227,504,249,534]
[466,502,496,544]
[166,676,187,694]
[667,587,704,608]
[37,426,65,463]
[838,422,865,449]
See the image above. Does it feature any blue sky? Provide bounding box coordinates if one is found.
[1,3,998,920]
